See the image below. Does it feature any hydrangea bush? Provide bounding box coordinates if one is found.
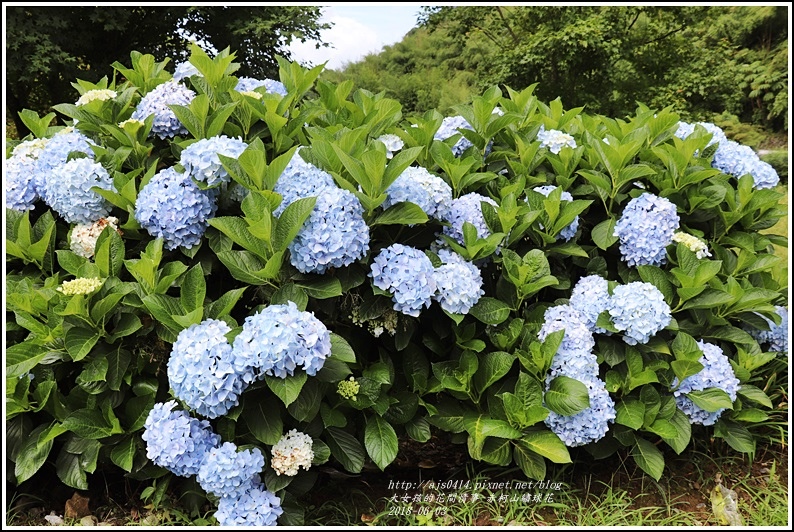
[5,44,788,526]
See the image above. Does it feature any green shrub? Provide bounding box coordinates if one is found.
[760,150,788,184]
[5,45,787,526]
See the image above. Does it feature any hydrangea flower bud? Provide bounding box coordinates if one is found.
[613,192,679,267]
[370,243,437,317]
[135,166,218,250]
[337,376,360,400]
[270,429,314,476]
[75,89,117,106]
[671,231,711,259]
[142,401,221,477]
[57,277,103,296]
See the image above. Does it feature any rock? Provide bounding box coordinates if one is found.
[79,515,98,526]
[64,492,91,519]
[44,512,64,526]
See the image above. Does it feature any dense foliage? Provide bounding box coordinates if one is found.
[5,44,788,526]
[5,5,329,137]
[331,5,788,137]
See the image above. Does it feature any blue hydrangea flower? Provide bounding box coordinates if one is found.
[749,305,788,356]
[135,166,218,250]
[432,249,484,314]
[231,301,332,380]
[132,80,196,139]
[569,275,611,335]
[537,125,577,154]
[168,319,246,419]
[673,340,740,426]
[370,243,437,317]
[180,135,248,187]
[441,192,499,247]
[142,401,221,477]
[538,305,599,379]
[215,479,283,527]
[607,282,671,345]
[5,154,40,211]
[434,115,475,156]
[288,186,370,274]
[273,150,336,217]
[197,442,265,498]
[42,158,115,223]
[533,185,579,241]
[173,60,201,82]
[34,129,96,194]
[613,192,680,267]
[544,374,616,447]
[235,77,288,96]
[384,166,453,220]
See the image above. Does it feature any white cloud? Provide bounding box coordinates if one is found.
[288,9,397,70]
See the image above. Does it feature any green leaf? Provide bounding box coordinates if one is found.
[180,264,206,313]
[687,388,734,412]
[545,375,590,416]
[469,297,511,326]
[520,430,571,463]
[265,372,307,407]
[106,348,131,391]
[615,398,645,430]
[274,196,317,252]
[296,277,343,299]
[714,420,756,454]
[591,218,618,250]
[14,425,53,484]
[5,341,49,378]
[329,333,356,363]
[637,265,674,304]
[56,447,88,490]
[270,283,309,311]
[326,427,365,473]
[244,401,283,446]
[405,417,432,443]
[110,437,136,472]
[286,379,322,422]
[631,437,665,481]
[205,287,248,320]
[737,385,773,409]
[364,417,399,471]
[662,409,692,454]
[65,327,100,362]
[512,441,546,480]
[61,409,118,439]
[463,414,522,459]
[373,201,429,226]
[473,351,514,397]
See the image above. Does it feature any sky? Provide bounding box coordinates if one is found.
[287,4,426,70]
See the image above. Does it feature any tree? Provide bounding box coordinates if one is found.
[5,6,330,137]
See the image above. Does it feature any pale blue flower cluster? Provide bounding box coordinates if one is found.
[675,121,779,189]
[376,133,404,158]
[441,192,499,247]
[536,125,577,154]
[42,158,115,223]
[5,153,40,211]
[173,60,200,82]
[232,301,332,380]
[537,305,615,446]
[370,244,437,317]
[135,166,218,250]
[197,442,265,498]
[434,115,475,156]
[131,79,196,139]
[273,150,336,216]
[607,282,671,345]
[180,135,248,187]
[673,341,740,426]
[533,185,579,241]
[568,275,611,334]
[288,186,370,274]
[34,130,96,194]
[235,77,288,96]
[142,401,221,477]
[432,249,485,314]
[749,305,788,356]
[168,319,246,419]
[384,166,453,219]
[613,192,680,266]
[215,479,283,527]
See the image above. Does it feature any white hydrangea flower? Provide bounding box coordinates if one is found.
[376,134,404,158]
[11,137,49,159]
[76,89,117,106]
[70,216,121,258]
[271,429,314,476]
[672,231,711,259]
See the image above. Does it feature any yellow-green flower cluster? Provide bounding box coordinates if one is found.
[118,118,145,129]
[337,376,360,401]
[57,277,103,295]
[671,231,711,259]
[76,89,117,106]
[239,90,263,100]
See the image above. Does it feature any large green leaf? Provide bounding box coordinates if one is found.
[65,327,101,362]
[244,400,283,446]
[364,416,399,471]
[512,441,546,480]
[520,430,571,464]
[469,297,511,325]
[326,427,365,474]
[631,437,665,481]
[545,375,590,416]
[14,425,53,484]
[265,372,307,407]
